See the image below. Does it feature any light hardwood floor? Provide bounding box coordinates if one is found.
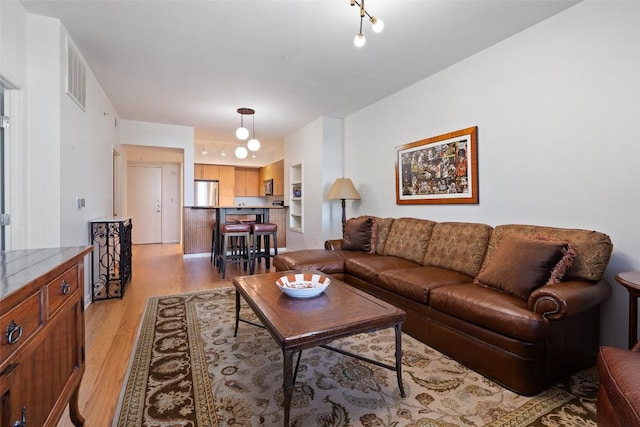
[56,243,275,427]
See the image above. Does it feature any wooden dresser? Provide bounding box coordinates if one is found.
[0,246,92,427]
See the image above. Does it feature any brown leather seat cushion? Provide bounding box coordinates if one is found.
[253,223,277,232]
[273,249,369,275]
[597,346,640,426]
[345,255,421,285]
[222,223,251,233]
[377,266,473,303]
[429,283,549,342]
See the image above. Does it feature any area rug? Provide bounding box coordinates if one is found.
[112,287,598,427]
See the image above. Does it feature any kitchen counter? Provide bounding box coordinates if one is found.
[183,206,287,255]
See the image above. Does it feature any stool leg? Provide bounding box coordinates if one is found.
[219,236,229,279]
[211,227,216,265]
[264,235,271,269]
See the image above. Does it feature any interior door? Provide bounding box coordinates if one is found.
[127,165,162,244]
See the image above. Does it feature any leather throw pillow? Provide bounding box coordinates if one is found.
[342,216,374,253]
[474,233,571,301]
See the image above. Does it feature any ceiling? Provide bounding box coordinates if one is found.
[20,0,579,159]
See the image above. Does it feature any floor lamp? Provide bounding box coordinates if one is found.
[327,178,361,234]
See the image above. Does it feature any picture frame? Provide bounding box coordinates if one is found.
[395,126,478,205]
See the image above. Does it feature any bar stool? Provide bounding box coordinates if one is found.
[217,223,252,279]
[252,223,278,270]
[211,220,240,266]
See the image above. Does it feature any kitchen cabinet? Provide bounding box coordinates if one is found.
[195,163,220,180]
[235,168,260,196]
[194,164,235,205]
[259,159,284,196]
[0,247,92,427]
[272,159,284,195]
[218,166,235,206]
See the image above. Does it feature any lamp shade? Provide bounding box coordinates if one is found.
[327,178,361,200]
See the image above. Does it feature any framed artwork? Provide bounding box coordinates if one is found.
[395,126,478,205]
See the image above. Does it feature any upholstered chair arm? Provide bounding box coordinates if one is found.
[325,239,343,250]
[528,279,612,320]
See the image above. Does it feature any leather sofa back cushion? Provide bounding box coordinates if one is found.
[342,216,374,252]
[474,233,568,301]
[424,222,492,277]
[485,224,613,282]
[383,218,436,264]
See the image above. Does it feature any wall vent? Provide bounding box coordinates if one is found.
[65,37,86,111]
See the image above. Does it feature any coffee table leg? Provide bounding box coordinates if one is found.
[234,289,241,337]
[282,349,298,427]
[394,323,406,398]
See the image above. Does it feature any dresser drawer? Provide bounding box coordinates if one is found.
[0,292,42,365]
[46,265,79,317]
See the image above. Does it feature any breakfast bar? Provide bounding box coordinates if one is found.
[182,206,287,255]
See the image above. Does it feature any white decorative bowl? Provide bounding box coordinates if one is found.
[276,273,331,298]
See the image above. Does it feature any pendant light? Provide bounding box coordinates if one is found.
[235,107,259,158]
[350,0,383,47]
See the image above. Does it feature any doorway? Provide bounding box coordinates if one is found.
[127,165,162,244]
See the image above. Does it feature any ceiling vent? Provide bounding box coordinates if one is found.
[65,37,86,111]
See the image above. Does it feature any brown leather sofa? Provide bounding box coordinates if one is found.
[273,216,613,395]
[597,341,640,426]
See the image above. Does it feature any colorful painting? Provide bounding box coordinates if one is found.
[396,127,478,204]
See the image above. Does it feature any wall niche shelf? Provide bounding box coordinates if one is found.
[289,163,303,233]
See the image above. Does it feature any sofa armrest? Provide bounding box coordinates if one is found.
[325,239,343,250]
[528,279,612,320]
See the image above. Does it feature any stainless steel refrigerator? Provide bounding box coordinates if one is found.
[194,180,219,207]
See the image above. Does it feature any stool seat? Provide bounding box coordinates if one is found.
[222,223,252,233]
[253,223,278,232]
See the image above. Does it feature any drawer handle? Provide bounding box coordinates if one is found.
[5,320,23,345]
[13,407,26,427]
[61,279,71,295]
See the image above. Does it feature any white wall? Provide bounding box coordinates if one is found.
[118,119,194,206]
[26,14,62,248]
[60,35,120,247]
[343,1,640,348]
[2,4,121,306]
[284,117,343,250]
[0,0,27,87]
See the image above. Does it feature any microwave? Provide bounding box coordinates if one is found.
[263,179,274,195]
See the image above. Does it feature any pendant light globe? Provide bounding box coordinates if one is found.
[235,146,248,159]
[236,126,249,140]
[247,138,261,151]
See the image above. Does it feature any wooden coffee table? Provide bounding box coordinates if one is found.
[233,270,406,427]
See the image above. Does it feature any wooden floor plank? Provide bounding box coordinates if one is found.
[56,243,274,427]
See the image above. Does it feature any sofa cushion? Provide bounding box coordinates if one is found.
[342,216,375,252]
[345,255,421,285]
[383,218,436,264]
[273,249,369,274]
[377,266,473,303]
[485,224,612,282]
[373,217,395,255]
[423,222,492,277]
[474,234,568,301]
[429,283,550,342]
